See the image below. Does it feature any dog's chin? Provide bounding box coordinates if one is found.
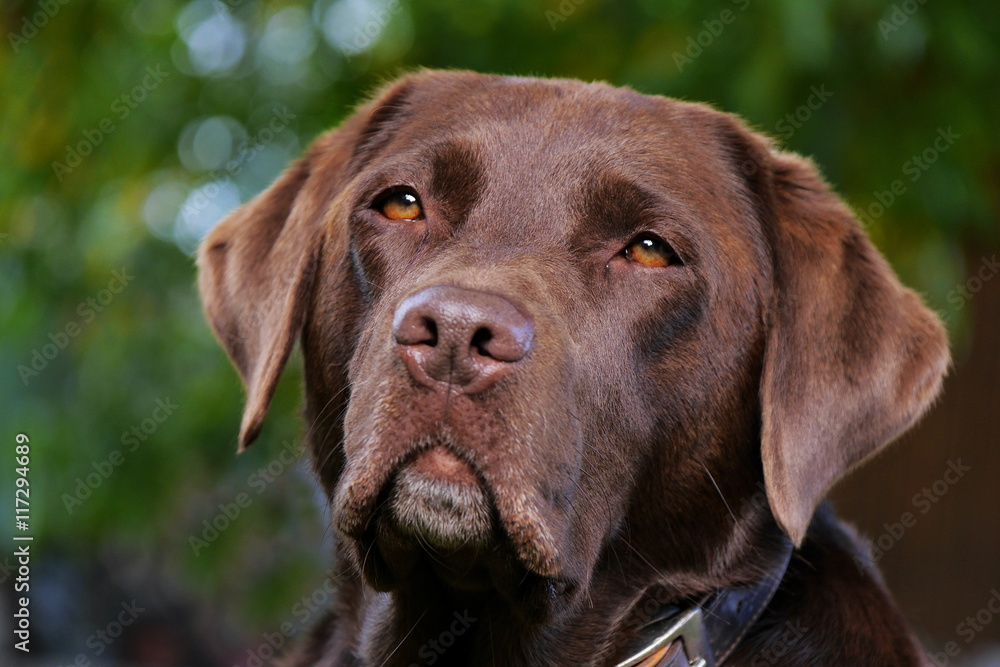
[341,447,578,617]
[387,446,494,550]
[363,446,498,591]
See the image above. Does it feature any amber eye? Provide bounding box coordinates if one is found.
[376,188,424,221]
[624,235,681,267]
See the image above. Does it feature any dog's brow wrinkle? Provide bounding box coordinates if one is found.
[429,140,485,230]
[573,174,662,246]
[350,84,415,172]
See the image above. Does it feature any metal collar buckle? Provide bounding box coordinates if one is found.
[614,607,715,667]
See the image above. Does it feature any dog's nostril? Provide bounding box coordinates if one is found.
[392,306,438,347]
[470,327,493,356]
[423,317,439,347]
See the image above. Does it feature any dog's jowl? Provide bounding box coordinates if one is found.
[198,70,949,666]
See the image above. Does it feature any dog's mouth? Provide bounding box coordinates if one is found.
[384,446,495,551]
[339,443,503,592]
[368,446,500,591]
[334,435,572,600]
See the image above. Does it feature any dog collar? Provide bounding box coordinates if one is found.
[615,542,794,667]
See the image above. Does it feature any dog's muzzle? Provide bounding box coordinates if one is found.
[383,446,494,549]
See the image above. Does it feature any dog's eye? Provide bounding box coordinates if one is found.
[375,188,424,221]
[624,234,682,267]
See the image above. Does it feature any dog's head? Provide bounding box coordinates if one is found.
[198,70,948,614]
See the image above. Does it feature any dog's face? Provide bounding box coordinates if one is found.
[198,71,948,615]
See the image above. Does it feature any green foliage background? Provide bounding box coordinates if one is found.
[1,0,997,662]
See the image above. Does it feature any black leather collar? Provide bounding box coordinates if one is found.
[615,541,794,667]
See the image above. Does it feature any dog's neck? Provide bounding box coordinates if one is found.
[330,529,793,667]
[612,540,793,666]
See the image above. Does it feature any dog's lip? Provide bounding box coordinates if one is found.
[334,443,465,539]
[333,440,565,578]
[384,447,495,550]
[407,446,480,487]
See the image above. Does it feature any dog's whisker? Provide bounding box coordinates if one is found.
[359,539,379,578]
[488,614,495,665]
[301,381,353,442]
[697,460,738,526]
[620,539,669,585]
[376,609,427,667]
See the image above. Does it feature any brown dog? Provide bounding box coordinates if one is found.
[198,70,949,666]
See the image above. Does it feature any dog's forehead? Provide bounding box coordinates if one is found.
[396,74,691,173]
[382,78,725,202]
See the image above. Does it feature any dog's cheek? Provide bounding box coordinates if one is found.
[532,328,641,584]
[341,305,402,451]
[301,252,376,488]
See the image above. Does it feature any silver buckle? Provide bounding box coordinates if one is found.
[614,607,715,667]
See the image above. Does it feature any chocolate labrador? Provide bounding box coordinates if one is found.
[198,70,949,666]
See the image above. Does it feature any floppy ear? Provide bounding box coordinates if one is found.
[197,153,317,452]
[752,146,950,545]
[197,77,418,451]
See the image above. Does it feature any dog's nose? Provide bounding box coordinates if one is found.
[392,285,533,391]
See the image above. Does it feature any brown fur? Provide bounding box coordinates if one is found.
[198,70,949,666]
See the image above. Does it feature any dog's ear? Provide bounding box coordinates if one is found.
[197,77,418,451]
[732,129,950,545]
